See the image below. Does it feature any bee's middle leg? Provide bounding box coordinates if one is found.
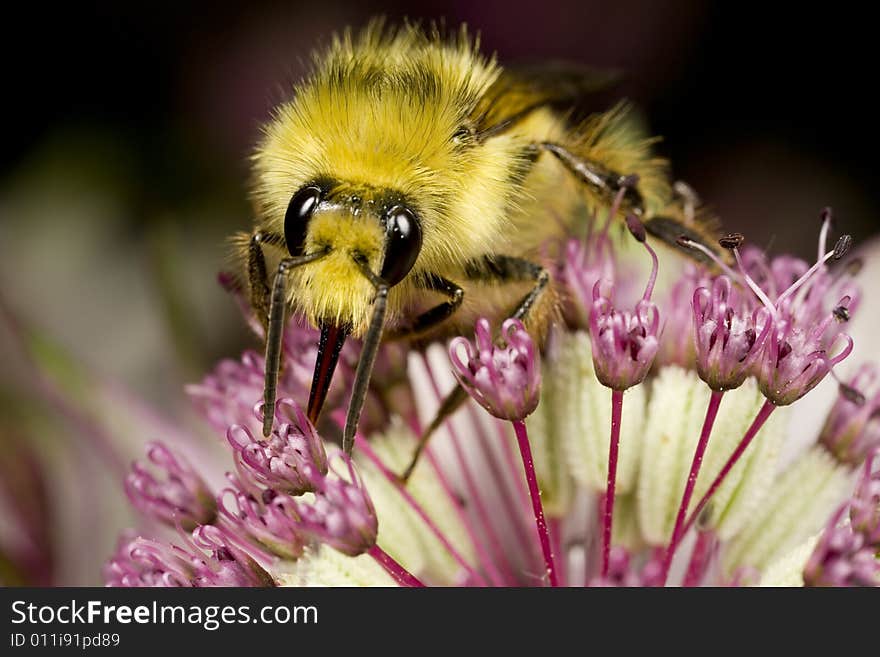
[386,273,464,341]
[399,255,549,483]
[475,255,551,323]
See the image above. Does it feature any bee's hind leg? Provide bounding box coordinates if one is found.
[538,142,645,215]
[399,255,549,483]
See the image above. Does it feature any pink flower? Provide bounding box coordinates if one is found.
[125,441,216,530]
[449,318,541,421]
[588,216,660,391]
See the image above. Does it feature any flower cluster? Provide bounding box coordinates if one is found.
[111,398,380,586]
[226,398,328,495]
[104,202,878,588]
[675,215,857,407]
[587,216,660,391]
[691,275,770,391]
[104,529,275,587]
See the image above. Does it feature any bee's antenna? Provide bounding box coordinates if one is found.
[343,259,390,455]
[262,251,327,437]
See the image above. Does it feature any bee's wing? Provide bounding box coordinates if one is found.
[473,62,621,137]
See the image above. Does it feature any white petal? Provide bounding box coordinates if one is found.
[277,545,396,587]
[558,331,645,495]
[722,445,852,573]
[354,421,477,585]
[758,534,820,587]
[637,369,785,545]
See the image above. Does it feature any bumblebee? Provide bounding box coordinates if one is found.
[234,21,716,473]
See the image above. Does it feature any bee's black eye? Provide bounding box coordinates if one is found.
[381,205,422,286]
[284,185,322,255]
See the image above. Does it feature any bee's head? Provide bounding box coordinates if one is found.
[279,180,422,427]
[285,180,422,334]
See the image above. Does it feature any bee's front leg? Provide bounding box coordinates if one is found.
[261,250,328,437]
[247,229,285,333]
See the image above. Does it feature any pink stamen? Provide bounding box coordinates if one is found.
[355,435,489,586]
[424,447,501,586]
[368,545,425,587]
[512,419,559,586]
[467,406,538,565]
[642,239,659,301]
[623,215,659,300]
[682,531,717,587]
[550,517,566,586]
[601,389,624,577]
[679,399,777,540]
[678,238,742,282]
[775,249,836,307]
[600,187,629,240]
[660,389,725,585]
[817,208,833,263]
[496,419,535,525]
[733,246,778,319]
[403,410,496,564]
[420,356,517,584]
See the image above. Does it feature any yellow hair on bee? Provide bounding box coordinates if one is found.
[242,20,711,342]
[249,21,543,333]
[252,22,529,270]
[295,211,385,329]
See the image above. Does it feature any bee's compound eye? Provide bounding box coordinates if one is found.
[284,185,322,255]
[381,205,422,286]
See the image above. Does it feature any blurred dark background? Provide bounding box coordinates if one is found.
[0,0,877,584]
